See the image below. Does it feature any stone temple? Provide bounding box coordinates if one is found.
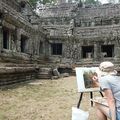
[0,0,120,85]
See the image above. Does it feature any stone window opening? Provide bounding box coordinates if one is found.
[101,19,112,26]
[82,46,94,58]
[3,27,9,49]
[0,13,3,24]
[39,41,43,54]
[51,43,62,55]
[20,1,26,8]
[0,13,2,18]
[101,45,114,57]
[20,35,28,53]
[114,19,119,24]
[74,20,81,27]
[95,20,101,26]
[88,22,91,27]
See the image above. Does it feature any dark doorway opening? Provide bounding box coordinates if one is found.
[39,41,43,54]
[101,45,114,57]
[82,46,94,58]
[3,28,9,49]
[51,43,62,55]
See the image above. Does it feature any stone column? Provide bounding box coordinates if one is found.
[79,45,82,60]
[114,44,120,58]
[114,45,120,62]
[16,29,21,52]
[94,42,101,61]
[45,40,50,56]
[62,43,66,57]
[114,37,120,59]
[0,25,3,52]
[94,43,97,59]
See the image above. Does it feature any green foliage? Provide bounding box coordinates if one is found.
[29,0,38,7]
[29,0,56,7]
[84,0,101,5]
[29,0,101,9]
[42,0,57,4]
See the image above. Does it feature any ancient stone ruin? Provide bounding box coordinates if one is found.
[0,0,120,85]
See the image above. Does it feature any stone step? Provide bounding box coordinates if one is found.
[0,67,37,86]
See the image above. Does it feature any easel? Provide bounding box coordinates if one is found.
[75,67,104,108]
[77,88,104,108]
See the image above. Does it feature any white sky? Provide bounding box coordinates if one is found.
[100,0,108,4]
[100,0,119,4]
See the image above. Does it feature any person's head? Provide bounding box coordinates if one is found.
[96,61,117,77]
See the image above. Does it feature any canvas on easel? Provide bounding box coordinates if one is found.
[75,67,103,107]
[75,67,100,92]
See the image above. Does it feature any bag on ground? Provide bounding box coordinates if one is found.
[72,107,89,120]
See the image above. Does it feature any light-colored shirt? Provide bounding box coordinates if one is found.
[99,75,120,112]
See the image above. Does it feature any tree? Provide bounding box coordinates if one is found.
[29,0,101,9]
[29,0,56,7]
[82,0,101,5]
[29,0,38,8]
[72,0,101,6]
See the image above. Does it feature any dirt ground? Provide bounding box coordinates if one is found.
[0,76,101,120]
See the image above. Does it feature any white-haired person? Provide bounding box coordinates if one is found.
[92,61,120,120]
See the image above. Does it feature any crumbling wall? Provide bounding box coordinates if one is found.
[0,67,37,86]
[39,2,120,66]
[74,4,120,27]
[0,0,46,64]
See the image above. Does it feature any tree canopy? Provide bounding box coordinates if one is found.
[84,0,101,5]
[29,0,56,7]
[29,0,119,9]
[29,0,37,7]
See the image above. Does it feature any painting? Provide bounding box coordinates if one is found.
[75,67,100,92]
[83,70,98,88]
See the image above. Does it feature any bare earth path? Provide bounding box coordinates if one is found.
[0,76,99,120]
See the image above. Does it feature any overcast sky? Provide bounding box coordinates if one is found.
[100,0,108,4]
[100,0,119,4]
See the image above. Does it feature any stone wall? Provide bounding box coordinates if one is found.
[38,3,76,18]
[74,4,120,27]
[74,25,120,38]
[0,0,77,86]
[38,2,120,67]
[0,0,47,64]
[1,0,120,85]
[0,67,37,86]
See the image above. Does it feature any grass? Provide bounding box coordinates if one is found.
[0,77,100,120]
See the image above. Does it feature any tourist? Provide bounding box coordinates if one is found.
[92,61,120,120]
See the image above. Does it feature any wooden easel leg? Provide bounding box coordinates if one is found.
[90,92,93,107]
[77,92,83,108]
[99,91,104,97]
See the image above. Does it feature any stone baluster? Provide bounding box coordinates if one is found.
[115,47,120,58]
[79,46,82,60]
[16,28,21,52]
[94,42,101,61]
[0,21,3,53]
[114,38,120,58]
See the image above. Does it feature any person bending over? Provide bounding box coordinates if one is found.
[92,61,120,120]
